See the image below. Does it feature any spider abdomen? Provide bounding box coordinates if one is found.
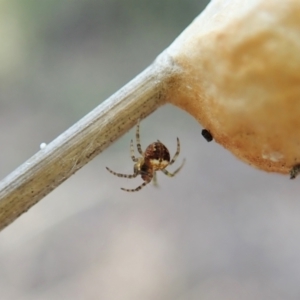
[144,142,170,170]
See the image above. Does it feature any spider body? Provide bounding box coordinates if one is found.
[144,142,170,170]
[136,142,170,182]
[106,121,185,192]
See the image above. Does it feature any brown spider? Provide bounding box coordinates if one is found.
[106,121,185,192]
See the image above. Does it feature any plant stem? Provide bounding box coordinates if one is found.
[0,54,178,231]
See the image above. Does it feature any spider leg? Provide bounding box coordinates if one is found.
[130,139,138,162]
[169,137,180,165]
[136,120,143,155]
[153,171,158,187]
[161,158,186,177]
[121,175,152,192]
[106,167,138,178]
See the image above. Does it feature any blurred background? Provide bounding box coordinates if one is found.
[1,0,300,299]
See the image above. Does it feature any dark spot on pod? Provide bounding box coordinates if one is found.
[290,164,300,179]
[202,129,213,142]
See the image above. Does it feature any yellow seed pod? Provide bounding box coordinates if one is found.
[165,0,300,176]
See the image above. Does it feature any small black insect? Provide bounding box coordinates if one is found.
[290,164,300,179]
[202,129,213,142]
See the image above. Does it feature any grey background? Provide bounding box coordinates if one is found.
[1,1,300,299]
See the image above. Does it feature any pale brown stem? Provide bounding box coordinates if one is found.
[0,55,179,231]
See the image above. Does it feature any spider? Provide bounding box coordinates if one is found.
[106,121,185,192]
